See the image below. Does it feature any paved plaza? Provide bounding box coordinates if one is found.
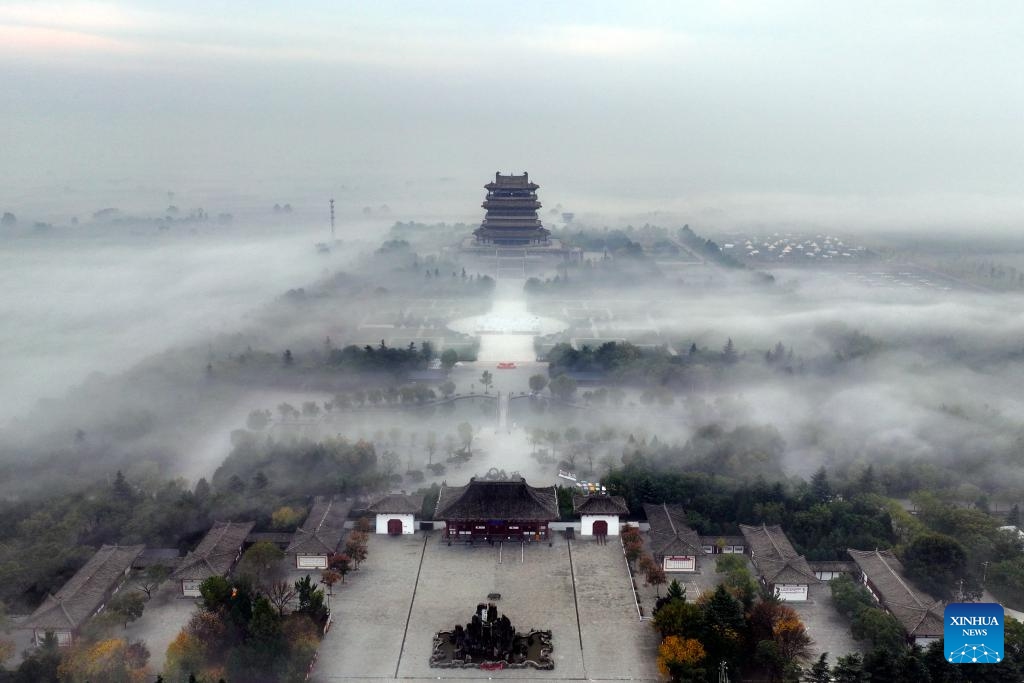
[122,583,199,674]
[790,591,864,665]
[311,532,661,681]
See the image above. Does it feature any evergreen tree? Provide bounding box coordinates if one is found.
[831,653,868,683]
[810,466,831,503]
[722,338,737,363]
[1008,504,1021,527]
[803,653,831,682]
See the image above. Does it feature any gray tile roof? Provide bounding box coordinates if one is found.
[172,521,254,581]
[286,497,352,556]
[366,493,424,515]
[847,548,945,638]
[133,548,181,570]
[643,503,703,557]
[698,535,747,548]
[435,477,558,521]
[740,523,820,586]
[25,544,144,632]
[808,560,857,573]
[572,494,629,515]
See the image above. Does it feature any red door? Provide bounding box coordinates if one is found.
[387,518,403,535]
[593,520,608,536]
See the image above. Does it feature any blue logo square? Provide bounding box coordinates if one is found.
[944,603,1004,664]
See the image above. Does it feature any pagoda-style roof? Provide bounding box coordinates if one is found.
[643,503,703,557]
[847,548,944,638]
[287,497,352,556]
[435,477,559,521]
[474,171,549,246]
[367,493,424,515]
[173,521,254,581]
[739,523,820,586]
[573,494,629,516]
[25,544,144,632]
[485,171,539,191]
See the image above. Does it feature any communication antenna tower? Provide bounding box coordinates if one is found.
[329,198,335,240]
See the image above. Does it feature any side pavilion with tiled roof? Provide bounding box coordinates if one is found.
[740,523,821,601]
[435,477,558,543]
[573,493,629,537]
[172,521,254,597]
[847,548,945,646]
[366,493,423,535]
[23,544,144,646]
[286,497,353,569]
[643,503,703,572]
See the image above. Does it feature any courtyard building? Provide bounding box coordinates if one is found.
[740,523,821,601]
[172,520,254,597]
[435,476,559,543]
[698,535,746,555]
[287,497,353,569]
[366,493,423,535]
[847,548,945,646]
[23,544,144,646]
[643,503,702,572]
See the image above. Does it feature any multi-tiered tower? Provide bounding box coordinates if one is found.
[473,172,551,246]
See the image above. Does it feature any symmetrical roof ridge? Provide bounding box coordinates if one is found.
[875,548,926,609]
[663,503,678,536]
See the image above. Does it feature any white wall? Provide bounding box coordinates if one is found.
[580,514,620,536]
[375,513,415,534]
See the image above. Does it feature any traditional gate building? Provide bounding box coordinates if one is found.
[435,477,559,543]
[573,493,629,537]
[366,493,423,535]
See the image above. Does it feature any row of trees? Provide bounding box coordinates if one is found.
[10,633,151,683]
[606,465,895,561]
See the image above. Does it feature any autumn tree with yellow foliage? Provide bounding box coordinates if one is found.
[57,637,150,683]
[657,635,706,681]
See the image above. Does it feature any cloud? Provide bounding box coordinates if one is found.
[525,24,680,58]
[0,2,166,33]
[0,24,138,56]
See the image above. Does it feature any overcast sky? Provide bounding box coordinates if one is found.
[3,1,1023,229]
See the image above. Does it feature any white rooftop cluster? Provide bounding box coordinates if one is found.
[731,232,863,261]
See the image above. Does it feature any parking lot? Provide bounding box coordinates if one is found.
[311,532,661,681]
